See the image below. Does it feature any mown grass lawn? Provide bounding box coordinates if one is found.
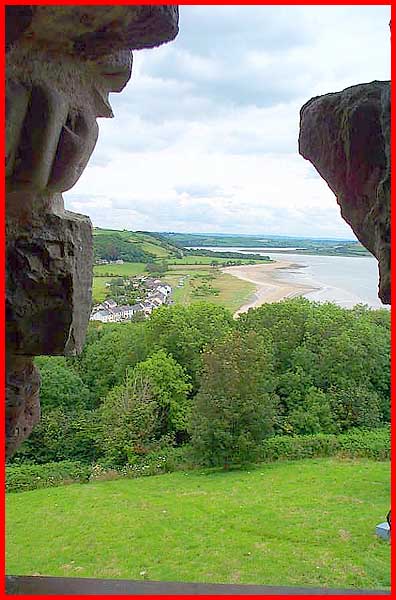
[6,459,389,590]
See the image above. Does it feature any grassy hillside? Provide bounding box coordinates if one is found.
[93,228,182,262]
[93,229,274,264]
[6,459,389,590]
[92,228,370,262]
[92,263,148,303]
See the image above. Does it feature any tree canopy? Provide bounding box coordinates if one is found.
[10,299,390,468]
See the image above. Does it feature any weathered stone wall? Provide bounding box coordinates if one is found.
[5,6,179,458]
[299,81,390,304]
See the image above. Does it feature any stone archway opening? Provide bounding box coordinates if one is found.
[5,5,391,595]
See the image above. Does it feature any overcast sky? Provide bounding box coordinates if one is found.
[65,5,390,239]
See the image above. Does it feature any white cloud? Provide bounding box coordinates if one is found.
[65,5,390,239]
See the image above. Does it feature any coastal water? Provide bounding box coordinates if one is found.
[195,247,385,309]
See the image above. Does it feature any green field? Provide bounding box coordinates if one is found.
[93,263,148,277]
[91,277,118,303]
[6,459,389,589]
[164,265,255,313]
[92,263,148,303]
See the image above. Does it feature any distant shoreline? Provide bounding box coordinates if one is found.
[221,261,320,316]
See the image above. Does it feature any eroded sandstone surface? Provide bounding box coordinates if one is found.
[299,81,390,304]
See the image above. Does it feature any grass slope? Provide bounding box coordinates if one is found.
[93,229,179,260]
[6,459,389,589]
[92,277,119,303]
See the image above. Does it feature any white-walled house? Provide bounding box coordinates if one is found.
[90,309,113,322]
[90,279,172,322]
[112,305,136,320]
[157,284,172,297]
[90,302,140,323]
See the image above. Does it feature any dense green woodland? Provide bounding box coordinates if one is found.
[10,299,390,469]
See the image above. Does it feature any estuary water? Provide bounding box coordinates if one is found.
[194,247,385,309]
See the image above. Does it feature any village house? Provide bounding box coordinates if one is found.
[157,284,172,297]
[89,279,172,323]
[142,277,162,290]
[90,309,113,323]
[94,258,124,266]
[90,304,139,323]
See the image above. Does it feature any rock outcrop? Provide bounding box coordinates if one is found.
[6,6,179,458]
[299,81,390,304]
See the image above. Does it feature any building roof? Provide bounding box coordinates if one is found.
[103,299,117,308]
[130,304,143,311]
[92,309,111,318]
[112,305,134,314]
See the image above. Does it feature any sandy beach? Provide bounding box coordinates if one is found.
[221,260,320,316]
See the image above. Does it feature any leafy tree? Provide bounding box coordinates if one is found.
[146,303,234,390]
[190,331,277,467]
[287,387,335,435]
[72,322,149,404]
[327,384,383,432]
[129,350,192,435]
[240,299,390,433]
[237,297,313,371]
[35,356,91,411]
[99,374,160,466]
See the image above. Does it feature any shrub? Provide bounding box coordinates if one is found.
[337,428,390,460]
[11,409,102,465]
[260,428,390,463]
[7,430,389,494]
[6,461,91,493]
[92,443,193,481]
